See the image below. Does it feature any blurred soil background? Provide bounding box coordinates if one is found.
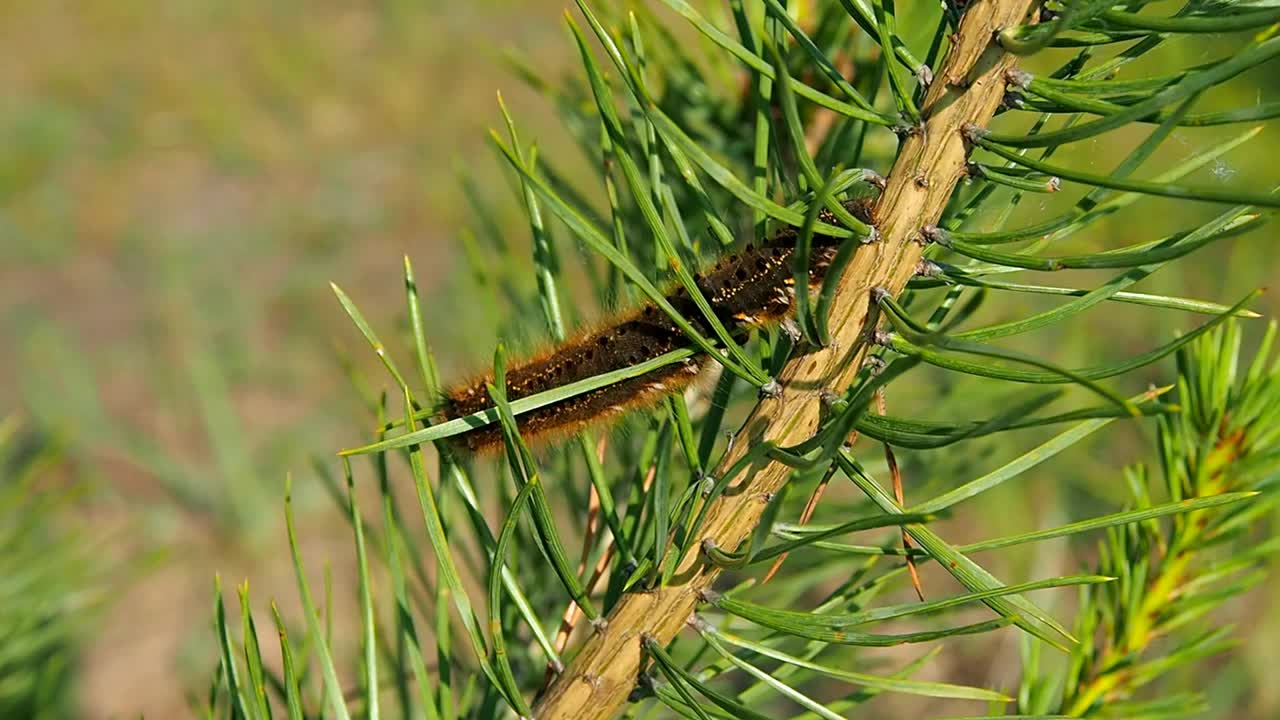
[1,1,1278,719]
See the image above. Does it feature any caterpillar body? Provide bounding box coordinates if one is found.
[442,204,863,453]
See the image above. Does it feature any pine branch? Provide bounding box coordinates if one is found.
[531,1,1038,717]
[1048,322,1280,717]
[206,3,1280,719]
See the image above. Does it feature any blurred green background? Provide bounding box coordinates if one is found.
[1,2,1278,719]
[0,2,574,717]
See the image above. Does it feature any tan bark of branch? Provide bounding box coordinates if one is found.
[533,2,1035,717]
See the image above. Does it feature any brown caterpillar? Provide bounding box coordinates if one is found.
[441,204,865,453]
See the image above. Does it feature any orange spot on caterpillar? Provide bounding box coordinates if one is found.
[439,209,862,454]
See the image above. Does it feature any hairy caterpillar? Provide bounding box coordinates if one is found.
[441,203,867,453]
